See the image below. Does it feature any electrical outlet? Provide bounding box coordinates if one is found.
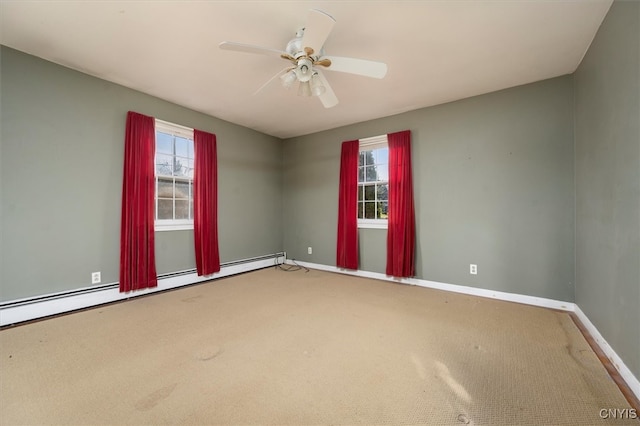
[470,264,477,275]
[91,272,101,284]
[308,247,313,255]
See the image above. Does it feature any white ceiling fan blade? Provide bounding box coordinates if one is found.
[322,56,388,79]
[301,9,336,55]
[315,70,338,108]
[253,67,293,95]
[219,41,287,59]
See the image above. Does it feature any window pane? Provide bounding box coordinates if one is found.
[156,154,174,176]
[358,166,364,182]
[156,132,173,155]
[379,202,388,219]
[186,159,195,179]
[175,180,189,199]
[375,148,388,164]
[364,202,376,219]
[364,165,378,182]
[362,150,374,166]
[357,201,364,219]
[364,185,375,201]
[190,199,194,220]
[157,178,174,198]
[175,137,190,158]
[377,164,389,182]
[377,183,388,201]
[173,157,187,177]
[358,185,364,201]
[175,200,189,219]
[359,152,365,167]
[158,199,173,220]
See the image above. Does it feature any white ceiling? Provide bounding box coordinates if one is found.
[0,1,612,139]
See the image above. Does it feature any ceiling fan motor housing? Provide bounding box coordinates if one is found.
[285,30,323,60]
[285,30,321,83]
[286,32,304,57]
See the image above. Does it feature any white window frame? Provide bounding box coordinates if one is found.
[358,134,389,229]
[154,119,195,232]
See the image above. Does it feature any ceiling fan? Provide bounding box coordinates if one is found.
[219,9,388,108]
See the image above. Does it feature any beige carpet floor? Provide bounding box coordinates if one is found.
[0,267,636,425]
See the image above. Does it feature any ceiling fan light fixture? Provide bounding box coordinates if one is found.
[298,81,312,97]
[280,70,297,89]
[310,73,326,96]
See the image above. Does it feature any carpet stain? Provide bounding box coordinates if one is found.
[135,383,177,411]
[195,345,224,361]
[474,344,488,354]
[558,314,590,370]
[457,413,471,424]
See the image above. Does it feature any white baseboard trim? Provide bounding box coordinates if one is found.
[0,253,285,327]
[288,260,573,311]
[574,305,640,399]
[288,259,640,401]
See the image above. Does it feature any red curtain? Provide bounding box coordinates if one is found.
[336,140,359,269]
[386,130,416,277]
[120,111,157,292]
[193,129,220,276]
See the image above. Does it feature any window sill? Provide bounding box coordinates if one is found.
[358,220,388,230]
[155,224,193,232]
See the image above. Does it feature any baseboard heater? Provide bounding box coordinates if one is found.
[0,252,286,326]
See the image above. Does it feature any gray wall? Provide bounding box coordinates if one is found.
[574,0,640,380]
[0,46,283,302]
[283,76,575,302]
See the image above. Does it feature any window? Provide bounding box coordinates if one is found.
[154,119,194,231]
[358,135,388,229]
